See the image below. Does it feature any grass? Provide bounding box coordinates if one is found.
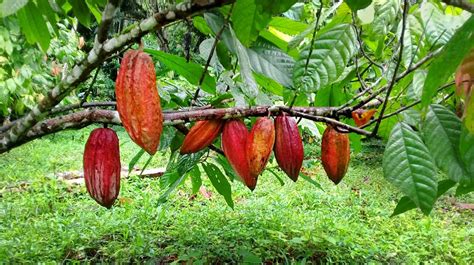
[0,126,473,263]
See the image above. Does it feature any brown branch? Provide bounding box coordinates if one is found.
[96,0,121,44]
[442,0,474,12]
[0,104,379,154]
[372,0,409,136]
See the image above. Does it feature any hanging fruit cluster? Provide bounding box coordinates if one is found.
[82,47,353,207]
[83,48,164,208]
[181,114,351,190]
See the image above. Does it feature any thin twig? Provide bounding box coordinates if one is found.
[192,3,235,105]
[289,3,324,109]
[371,0,409,136]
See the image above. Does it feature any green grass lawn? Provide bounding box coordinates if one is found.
[0,127,473,263]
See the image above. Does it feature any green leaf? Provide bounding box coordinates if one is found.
[421,16,474,107]
[193,16,212,35]
[299,173,324,191]
[268,17,308,35]
[371,0,399,37]
[254,73,284,96]
[0,0,28,17]
[457,125,474,196]
[247,39,294,87]
[139,155,154,177]
[293,24,357,92]
[157,171,187,204]
[159,126,176,151]
[86,0,103,23]
[16,1,51,52]
[214,155,237,182]
[189,166,202,194]
[267,168,285,186]
[230,28,258,98]
[128,149,145,175]
[70,0,91,27]
[204,12,236,53]
[145,49,216,94]
[202,163,234,209]
[464,93,474,134]
[383,122,437,215]
[391,179,457,216]
[345,0,372,11]
[422,105,466,182]
[231,0,297,46]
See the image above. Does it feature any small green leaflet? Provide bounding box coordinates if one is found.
[202,163,234,209]
[145,49,217,95]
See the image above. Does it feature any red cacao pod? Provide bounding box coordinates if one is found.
[274,114,304,181]
[180,120,224,154]
[83,128,121,208]
[321,125,350,185]
[116,50,163,155]
[221,119,255,190]
[247,117,275,180]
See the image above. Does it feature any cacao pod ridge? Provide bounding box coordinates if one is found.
[247,117,275,180]
[274,114,304,181]
[321,124,350,185]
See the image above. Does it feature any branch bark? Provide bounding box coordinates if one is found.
[442,0,474,12]
[0,104,378,154]
[0,0,235,156]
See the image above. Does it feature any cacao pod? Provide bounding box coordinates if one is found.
[221,119,255,190]
[455,49,474,98]
[351,109,377,127]
[83,128,121,208]
[180,119,224,154]
[247,117,275,180]
[321,125,350,185]
[116,50,163,155]
[274,114,304,181]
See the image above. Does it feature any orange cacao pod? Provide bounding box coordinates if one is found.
[351,109,377,127]
[116,50,163,155]
[83,128,121,208]
[321,125,350,185]
[247,117,275,180]
[274,114,304,181]
[180,120,224,154]
[455,49,474,98]
[221,120,255,190]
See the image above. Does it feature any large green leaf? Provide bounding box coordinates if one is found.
[189,165,202,195]
[457,126,474,195]
[247,40,294,87]
[383,122,438,214]
[421,16,474,107]
[0,0,28,17]
[231,0,297,46]
[399,15,423,68]
[371,0,399,37]
[202,163,234,209]
[70,0,91,27]
[422,104,466,182]
[16,1,51,52]
[230,28,258,98]
[345,0,372,11]
[391,179,457,216]
[145,49,216,95]
[293,24,357,92]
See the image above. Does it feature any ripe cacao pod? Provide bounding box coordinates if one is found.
[83,128,121,208]
[222,120,255,190]
[116,49,163,155]
[274,114,304,181]
[247,117,275,180]
[351,109,377,127]
[180,119,224,154]
[321,125,350,185]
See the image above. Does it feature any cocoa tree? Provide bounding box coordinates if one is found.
[0,0,473,215]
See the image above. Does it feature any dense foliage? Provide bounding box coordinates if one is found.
[0,0,473,216]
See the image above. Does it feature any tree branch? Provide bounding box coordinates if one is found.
[0,104,375,154]
[371,0,409,136]
[442,0,474,12]
[96,0,122,44]
[0,0,235,153]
